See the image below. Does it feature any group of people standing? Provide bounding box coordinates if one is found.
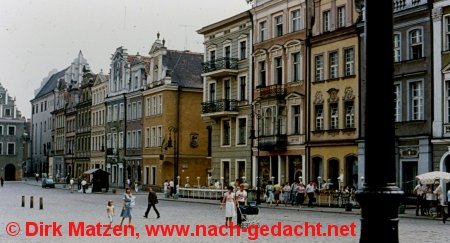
[413,180,449,217]
[265,180,317,207]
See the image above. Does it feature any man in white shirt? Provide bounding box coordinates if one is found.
[169,180,174,197]
[235,184,247,226]
[413,182,425,216]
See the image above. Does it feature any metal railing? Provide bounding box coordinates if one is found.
[202,57,239,73]
[201,99,238,114]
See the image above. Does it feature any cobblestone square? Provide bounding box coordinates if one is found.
[0,182,448,243]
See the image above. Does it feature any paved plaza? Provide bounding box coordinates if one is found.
[0,181,448,243]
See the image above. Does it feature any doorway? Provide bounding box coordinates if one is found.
[5,164,16,181]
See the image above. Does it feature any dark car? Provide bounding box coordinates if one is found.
[42,178,55,188]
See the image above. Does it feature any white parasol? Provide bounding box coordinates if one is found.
[415,171,450,185]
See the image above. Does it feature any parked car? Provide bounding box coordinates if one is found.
[42,178,55,188]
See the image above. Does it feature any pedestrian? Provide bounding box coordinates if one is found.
[163,179,169,196]
[282,183,291,206]
[143,187,160,219]
[265,181,274,207]
[296,182,306,207]
[235,184,247,226]
[134,181,139,193]
[77,177,82,190]
[81,178,87,193]
[120,187,135,226]
[306,181,316,207]
[220,186,236,226]
[413,182,425,216]
[69,178,74,193]
[35,173,39,182]
[126,178,131,188]
[169,180,174,197]
[106,200,115,225]
[0,176,4,187]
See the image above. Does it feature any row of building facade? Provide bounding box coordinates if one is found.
[24,0,450,195]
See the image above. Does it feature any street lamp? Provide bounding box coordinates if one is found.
[176,176,180,194]
[166,126,179,197]
[317,176,322,206]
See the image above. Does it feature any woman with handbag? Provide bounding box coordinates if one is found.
[120,187,136,226]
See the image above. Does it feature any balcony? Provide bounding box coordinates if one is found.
[201,99,239,118]
[256,84,287,100]
[201,57,239,78]
[257,134,287,151]
[393,0,427,13]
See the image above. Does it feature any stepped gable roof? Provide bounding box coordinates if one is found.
[163,50,203,88]
[34,68,69,100]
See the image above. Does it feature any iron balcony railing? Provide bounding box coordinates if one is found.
[201,99,238,114]
[393,0,427,12]
[258,134,288,151]
[258,84,287,98]
[202,57,239,73]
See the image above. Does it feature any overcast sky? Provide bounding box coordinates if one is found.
[0,0,251,117]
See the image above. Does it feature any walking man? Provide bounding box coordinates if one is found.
[0,176,4,187]
[143,187,160,219]
[306,181,316,207]
[70,178,74,193]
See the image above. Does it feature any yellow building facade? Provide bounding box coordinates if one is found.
[308,0,359,189]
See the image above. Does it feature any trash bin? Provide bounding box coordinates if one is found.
[345,203,353,212]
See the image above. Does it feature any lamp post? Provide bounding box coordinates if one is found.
[355,1,404,242]
[166,126,179,197]
[317,176,322,206]
[176,176,180,194]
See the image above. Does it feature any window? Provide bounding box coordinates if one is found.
[446,16,450,51]
[224,46,231,68]
[330,103,339,129]
[119,103,124,120]
[315,55,324,81]
[393,34,401,62]
[239,41,247,60]
[0,143,2,155]
[275,15,283,37]
[5,108,11,116]
[158,95,163,114]
[259,21,267,41]
[315,105,324,130]
[157,126,162,147]
[292,105,301,134]
[137,130,142,148]
[0,126,2,135]
[237,118,246,145]
[409,81,423,120]
[274,57,283,85]
[113,105,118,121]
[132,102,137,120]
[409,29,423,59]
[329,52,338,79]
[145,128,150,147]
[259,61,266,87]
[345,102,354,128]
[127,103,132,119]
[146,97,151,116]
[292,9,301,32]
[151,127,156,147]
[118,132,123,149]
[210,50,216,62]
[292,52,301,82]
[446,81,450,123]
[222,120,231,146]
[224,80,231,101]
[263,107,273,135]
[137,101,142,119]
[338,6,346,28]
[8,143,15,155]
[8,126,15,135]
[394,84,401,122]
[239,76,247,101]
[209,83,216,102]
[323,11,330,32]
[344,48,354,76]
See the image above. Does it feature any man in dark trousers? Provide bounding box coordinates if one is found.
[143,187,160,219]
[0,177,4,187]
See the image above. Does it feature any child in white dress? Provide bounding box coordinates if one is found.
[106,200,115,224]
